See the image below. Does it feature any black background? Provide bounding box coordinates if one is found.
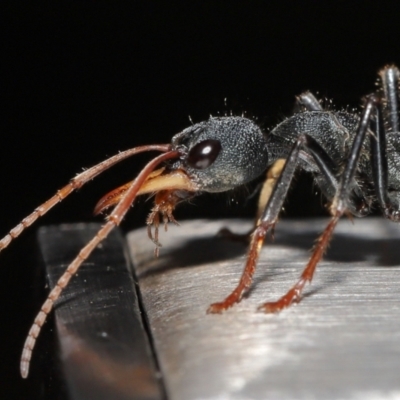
[1,2,400,398]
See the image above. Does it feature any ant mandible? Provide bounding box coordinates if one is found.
[1,65,399,378]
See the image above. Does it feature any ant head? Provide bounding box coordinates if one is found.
[170,117,269,192]
[94,117,269,215]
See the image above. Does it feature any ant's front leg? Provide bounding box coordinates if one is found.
[219,92,324,245]
[207,132,340,313]
[218,159,286,244]
[207,136,305,313]
[259,95,377,313]
[208,95,376,314]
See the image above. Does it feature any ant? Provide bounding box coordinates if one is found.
[2,65,399,378]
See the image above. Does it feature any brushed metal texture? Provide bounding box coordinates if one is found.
[128,218,400,400]
[38,223,162,400]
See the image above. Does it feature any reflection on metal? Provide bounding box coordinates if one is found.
[128,218,400,400]
[39,219,400,399]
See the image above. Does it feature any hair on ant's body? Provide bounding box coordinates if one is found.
[2,65,400,377]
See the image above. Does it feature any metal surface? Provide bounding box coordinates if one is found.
[128,218,400,400]
[38,223,162,400]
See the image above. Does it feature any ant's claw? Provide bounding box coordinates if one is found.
[206,302,226,314]
[257,302,281,314]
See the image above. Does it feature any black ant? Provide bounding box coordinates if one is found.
[2,65,399,378]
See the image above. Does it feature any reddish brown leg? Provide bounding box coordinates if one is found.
[207,223,271,313]
[258,213,340,313]
[258,95,376,313]
[208,136,305,314]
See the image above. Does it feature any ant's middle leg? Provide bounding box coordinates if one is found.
[378,66,399,135]
[371,66,400,221]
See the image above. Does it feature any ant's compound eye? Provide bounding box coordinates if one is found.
[186,139,222,169]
